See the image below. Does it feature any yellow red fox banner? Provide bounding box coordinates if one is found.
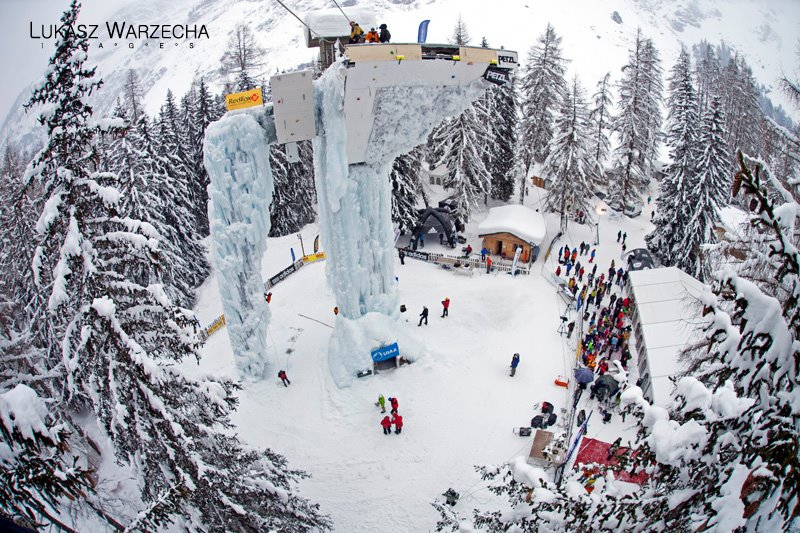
[225,87,263,111]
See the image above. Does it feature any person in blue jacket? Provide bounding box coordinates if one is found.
[510,353,520,377]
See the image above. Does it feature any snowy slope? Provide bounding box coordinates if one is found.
[2,0,799,147]
[186,185,659,531]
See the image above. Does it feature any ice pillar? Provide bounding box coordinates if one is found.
[313,71,398,319]
[313,64,488,386]
[203,110,276,378]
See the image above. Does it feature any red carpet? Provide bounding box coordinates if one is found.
[573,437,648,484]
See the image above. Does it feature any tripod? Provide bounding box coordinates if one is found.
[557,316,569,335]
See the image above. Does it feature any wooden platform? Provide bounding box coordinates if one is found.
[528,430,565,465]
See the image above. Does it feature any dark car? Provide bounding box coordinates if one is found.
[625,248,655,271]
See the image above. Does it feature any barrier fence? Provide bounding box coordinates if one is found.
[399,247,531,275]
[198,252,327,341]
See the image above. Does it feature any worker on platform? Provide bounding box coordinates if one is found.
[379,23,391,43]
[365,28,380,43]
[349,21,364,43]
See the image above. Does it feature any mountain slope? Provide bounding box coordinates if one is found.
[3,0,798,149]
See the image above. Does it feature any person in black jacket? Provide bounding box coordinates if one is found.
[418,306,428,326]
[379,23,391,43]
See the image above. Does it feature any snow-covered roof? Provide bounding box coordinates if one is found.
[628,267,708,407]
[477,205,546,245]
[717,205,749,239]
[304,7,378,39]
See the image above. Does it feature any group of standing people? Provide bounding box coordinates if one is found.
[349,21,391,44]
[377,394,404,435]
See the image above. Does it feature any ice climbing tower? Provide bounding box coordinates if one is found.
[204,41,517,384]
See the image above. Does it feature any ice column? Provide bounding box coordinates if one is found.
[203,109,276,378]
[313,63,488,385]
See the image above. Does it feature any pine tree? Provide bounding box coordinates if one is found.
[639,39,664,178]
[609,29,662,208]
[389,146,424,233]
[0,145,37,315]
[155,88,210,293]
[1,382,94,531]
[123,69,144,122]
[694,41,721,114]
[188,77,219,236]
[543,76,595,231]
[675,96,730,280]
[107,110,206,306]
[518,23,568,198]
[430,96,492,222]
[451,15,470,45]
[721,56,761,160]
[269,141,317,237]
[485,77,518,202]
[647,47,700,267]
[588,73,613,185]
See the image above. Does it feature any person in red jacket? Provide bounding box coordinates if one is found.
[388,397,399,414]
[278,370,290,387]
[381,415,392,435]
[392,413,404,434]
[441,297,450,318]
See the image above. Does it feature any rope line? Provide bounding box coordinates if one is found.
[273,0,335,44]
[331,0,352,25]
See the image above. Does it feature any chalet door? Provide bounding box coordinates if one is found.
[495,241,503,254]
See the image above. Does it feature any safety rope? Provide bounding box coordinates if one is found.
[272,0,335,44]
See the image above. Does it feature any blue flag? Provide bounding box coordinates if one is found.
[417,20,430,43]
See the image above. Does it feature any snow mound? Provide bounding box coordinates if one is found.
[328,311,424,387]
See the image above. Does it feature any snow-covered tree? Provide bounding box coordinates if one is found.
[485,77,518,202]
[155,88,210,296]
[694,41,721,113]
[609,29,663,208]
[451,15,470,45]
[123,69,144,122]
[0,382,94,531]
[588,72,613,185]
[269,141,317,237]
[430,96,492,222]
[0,145,37,316]
[721,56,762,160]
[675,96,730,280]
[639,38,665,181]
[760,117,800,202]
[647,47,700,267]
[518,23,569,184]
[390,146,424,233]
[543,76,595,230]
[106,109,206,306]
[187,77,220,236]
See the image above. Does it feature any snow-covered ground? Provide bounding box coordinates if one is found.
[189,185,658,531]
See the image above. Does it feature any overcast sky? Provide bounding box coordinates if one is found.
[0,0,128,123]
